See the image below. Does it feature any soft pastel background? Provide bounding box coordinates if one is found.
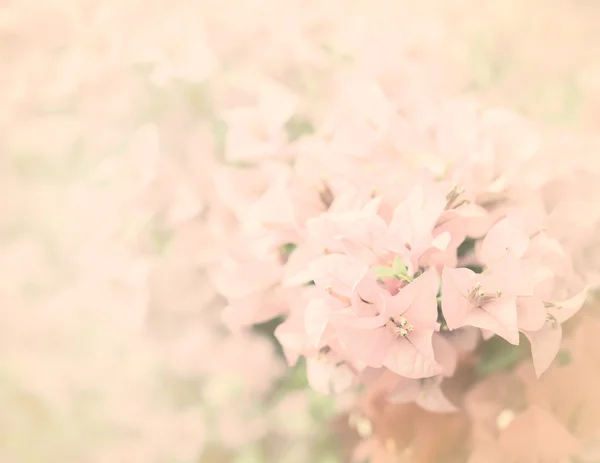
[2,1,599,462]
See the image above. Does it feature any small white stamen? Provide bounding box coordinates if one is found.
[496,409,516,430]
[348,413,373,438]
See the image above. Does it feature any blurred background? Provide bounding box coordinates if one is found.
[1,0,599,462]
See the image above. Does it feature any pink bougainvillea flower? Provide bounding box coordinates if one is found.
[441,267,520,345]
[517,338,600,463]
[518,358,600,433]
[521,286,589,376]
[467,370,579,463]
[350,398,470,463]
[545,284,590,324]
[332,269,442,378]
[495,405,579,463]
[465,372,528,443]
[521,315,563,378]
[441,257,581,376]
[358,357,457,414]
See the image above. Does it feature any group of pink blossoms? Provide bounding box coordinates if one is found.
[210,93,590,414]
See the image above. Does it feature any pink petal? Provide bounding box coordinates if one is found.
[383,330,442,378]
[222,288,292,332]
[499,405,579,461]
[385,279,419,318]
[466,298,520,345]
[360,196,384,217]
[480,328,495,341]
[304,299,331,348]
[523,317,562,378]
[212,258,282,299]
[516,296,546,332]
[336,237,379,266]
[445,326,481,352]
[528,232,566,259]
[306,357,355,395]
[350,274,386,317]
[329,307,387,330]
[282,242,323,286]
[463,204,499,239]
[467,444,504,463]
[548,285,590,324]
[310,253,369,296]
[441,267,477,329]
[249,180,295,227]
[417,382,458,413]
[393,269,440,329]
[479,217,529,266]
[274,318,306,366]
[431,231,451,251]
[483,257,528,296]
[334,325,395,368]
[388,184,446,257]
[435,210,468,250]
[432,333,458,377]
[387,377,421,404]
[525,262,555,297]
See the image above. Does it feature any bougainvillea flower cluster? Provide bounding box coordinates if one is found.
[210,75,596,461]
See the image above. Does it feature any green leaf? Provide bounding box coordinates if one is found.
[213,119,228,162]
[252,315,286,359]
[285,115,314,141]
[279,242,297,257]
[151,223,173,255]
[466,264,484,274]
[392,256,407,275]
[279,242,297,264]
[457,238,476,258]
[556,349,572,366]
[279,357,309,393]
[372,266,396,278]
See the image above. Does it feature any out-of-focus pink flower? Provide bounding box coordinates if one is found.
[469,405,579,463]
